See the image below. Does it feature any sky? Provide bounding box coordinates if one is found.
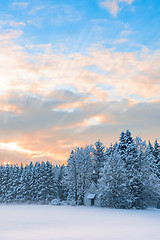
[0,0,160,165]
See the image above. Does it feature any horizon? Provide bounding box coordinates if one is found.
[0,130,159,166]
[0,0,160,165]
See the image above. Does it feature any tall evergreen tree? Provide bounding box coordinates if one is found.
[11,164,21,202]
[77,146,93,205]
[99,148,128,208]
[66,150,78,204]
[118,130,146,209]
[143,143,160,206]
[93,140,106,183]
[1,164,12,203]
[57,165,68,201]
[0,165,3,203]
[66,146,93,205]
[153,140,160,177]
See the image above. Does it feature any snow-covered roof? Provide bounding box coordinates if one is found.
[87,194,96,199]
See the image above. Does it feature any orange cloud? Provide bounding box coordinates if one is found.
[0,27,159,165]
[0,99,159,165]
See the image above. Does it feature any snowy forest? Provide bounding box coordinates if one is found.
[0,130,160,209]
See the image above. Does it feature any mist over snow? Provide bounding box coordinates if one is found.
[0,205,159,240]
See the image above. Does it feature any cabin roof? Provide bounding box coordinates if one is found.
[87,181,97,190]
[87,194,96,199]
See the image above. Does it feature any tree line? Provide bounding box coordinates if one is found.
[0,130,160,209]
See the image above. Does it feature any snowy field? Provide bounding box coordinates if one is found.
[0,205,160,240]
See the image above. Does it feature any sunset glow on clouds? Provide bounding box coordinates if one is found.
[0,0,159,164]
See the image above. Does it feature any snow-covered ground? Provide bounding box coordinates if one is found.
[0,205,159,240]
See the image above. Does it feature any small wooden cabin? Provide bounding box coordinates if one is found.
[84,182,100,207]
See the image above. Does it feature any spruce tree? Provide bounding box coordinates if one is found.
[99,148,128,208]
[77,146,93,205]
[11,164,21,203]
[93,140,106,183]
[143,143,160,207]
[66,150,78,204]
[118,130,146,209]
[57,165,68,201]
[153,140,160,178]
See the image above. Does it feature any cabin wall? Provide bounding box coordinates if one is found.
[84,193,101,207]
[84,196,92,206]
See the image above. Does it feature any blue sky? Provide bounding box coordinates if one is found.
[1,0,159,53]
[0,0,159,164]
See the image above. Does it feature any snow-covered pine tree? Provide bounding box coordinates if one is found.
[11,164,21,203]
[37,161,57,204]
[134,137,147,208]
[18,165,28,203]
[57,164,68,201]
[31,162,41,203]
[153,139,160,163]
[27,162,35,203]
[75,147,85,205]
[153,139,160,178]
[76,146,93,205]
[98,147,128,208]
[6,165,14,203]
[16,164,26,203]
[66,146,93,205]
[66,150,78,204]
[105,144,113,159]
[45,161,58,203]
[118,130,146,209]
[143,142,160,207]
[0,165,3,203]
[118,131,127,160]
[37,161,46,204]
[93,140,106,183]
[1,164,13,203]
[21,162,37,203]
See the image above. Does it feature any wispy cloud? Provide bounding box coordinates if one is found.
[100,0,134,17]
[50,4,82,23]
[12,2,29,8]
[28,6,45,15]
[0,29,23,43]
[0,28,159,100]
[113,38,128,44]
[0,20,26,29]
[9,21,26,27]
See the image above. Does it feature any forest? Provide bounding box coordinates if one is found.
[0,130,160,209]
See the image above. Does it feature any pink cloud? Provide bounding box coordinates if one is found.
[100,0,134,17]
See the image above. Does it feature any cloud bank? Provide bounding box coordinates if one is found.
[0,10,159,165]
